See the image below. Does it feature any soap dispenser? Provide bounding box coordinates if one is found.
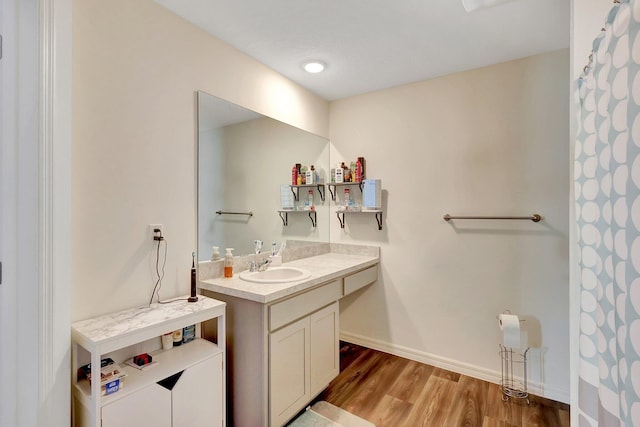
[224,248,234,278]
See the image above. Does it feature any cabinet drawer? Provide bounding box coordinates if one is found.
[270,280,342,331]
[343,265,377,295]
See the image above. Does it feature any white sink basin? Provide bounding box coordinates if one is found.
[239,266,311,284]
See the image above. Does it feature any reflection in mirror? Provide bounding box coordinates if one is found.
[197,91,330,260]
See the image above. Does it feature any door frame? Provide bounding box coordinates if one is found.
[0,0,72,425]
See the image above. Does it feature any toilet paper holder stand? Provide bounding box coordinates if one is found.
[497,310,530,405]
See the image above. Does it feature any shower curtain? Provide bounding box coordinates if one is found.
[575,1,640,426]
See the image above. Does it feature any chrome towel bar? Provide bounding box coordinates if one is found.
[216,210,253,217]
[443,214,541,222]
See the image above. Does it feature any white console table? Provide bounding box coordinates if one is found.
[71,296,225,427]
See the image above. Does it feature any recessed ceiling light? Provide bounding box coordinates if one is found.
[303,61,326,74]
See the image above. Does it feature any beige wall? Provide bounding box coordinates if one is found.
[330,49,570,402]
[72,0,571,403]
[72,0,329,321]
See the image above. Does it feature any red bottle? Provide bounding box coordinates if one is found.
[355,160,362,183]
[291,165,298,185]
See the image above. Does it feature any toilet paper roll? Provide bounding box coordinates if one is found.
[498,313,521,349]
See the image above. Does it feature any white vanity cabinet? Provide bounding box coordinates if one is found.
[270,301,339,426]
[71,296,226,427]
[201,262,378,427]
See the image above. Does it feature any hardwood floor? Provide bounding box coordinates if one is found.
[314,342,570,427]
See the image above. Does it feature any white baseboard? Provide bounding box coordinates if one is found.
[339,331,569,404]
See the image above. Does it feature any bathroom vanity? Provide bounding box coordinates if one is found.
[199,247,379,427]
[71,296,226,427]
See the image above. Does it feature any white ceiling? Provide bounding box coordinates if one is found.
[156,0,569,101]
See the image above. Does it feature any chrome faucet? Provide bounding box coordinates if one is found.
[248,240,271,272]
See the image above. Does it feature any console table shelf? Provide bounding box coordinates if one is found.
[71,295,226,427]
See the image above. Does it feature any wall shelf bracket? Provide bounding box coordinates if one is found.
[279,211,288,226]
[278,210,317,227]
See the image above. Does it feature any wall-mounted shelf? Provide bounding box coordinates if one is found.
[327,182,363,201]
[278,210,317,227]
[290,184,325,202]
[335,209,382,230]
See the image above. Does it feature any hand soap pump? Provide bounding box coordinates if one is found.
[188,252,198,302]
[224,248,234,278]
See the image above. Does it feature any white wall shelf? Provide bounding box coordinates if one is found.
[289,183,326,201]
[327,181,363,201]
[71,295,226,427]
[278,209,317,227]
[335,209,383,230]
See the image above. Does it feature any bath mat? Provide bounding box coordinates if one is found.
[288,401,375,427]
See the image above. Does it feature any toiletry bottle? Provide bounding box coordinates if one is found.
[172,329,183,347]
[211,246,220,261]
[291,165,298,185]
[358,157,365,179]
[306,165,314,185]
[344,188,350,208]
[224,248,234,278]
[308,189,314,208]
[355,159,362,183]
[335,163,343,183]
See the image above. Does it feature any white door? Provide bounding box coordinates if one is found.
[0,0,18,424]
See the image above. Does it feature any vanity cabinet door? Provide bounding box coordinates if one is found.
[101,383,171,427]
[310,302,339,396]
[173,353,223,427]
[270,317,311,427]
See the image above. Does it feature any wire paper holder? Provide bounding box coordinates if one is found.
[497,311,530,404]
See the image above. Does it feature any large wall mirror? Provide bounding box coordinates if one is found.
[197,91,330,259]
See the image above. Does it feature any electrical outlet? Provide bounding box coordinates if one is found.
[149,224,163,241]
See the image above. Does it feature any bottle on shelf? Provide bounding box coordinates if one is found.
[291,165,298,185]
[344,188,350,207]
[358,157,366,179]
[355,159,363,183]
[335,163,344,183]
[224,248,234,278]
[308,189,314,209]
[306,165,314,185]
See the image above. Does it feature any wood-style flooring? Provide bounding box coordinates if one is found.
[314,342,570,427]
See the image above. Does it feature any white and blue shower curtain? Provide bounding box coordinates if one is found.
[576,1,640,426]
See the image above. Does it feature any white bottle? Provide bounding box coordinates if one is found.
[211,246,220,261]
[305,168,314,185]
[335,163,344,183]
[344,188,350,207]
[308,189,314,208]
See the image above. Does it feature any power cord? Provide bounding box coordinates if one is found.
[148,229,189,306]
[149,230,167,306]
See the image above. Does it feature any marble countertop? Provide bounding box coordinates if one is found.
[71,295,225,350]
[199,252,379,304]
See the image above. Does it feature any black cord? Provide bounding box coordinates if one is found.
[149,234,168,306]
[158,297,189,304]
